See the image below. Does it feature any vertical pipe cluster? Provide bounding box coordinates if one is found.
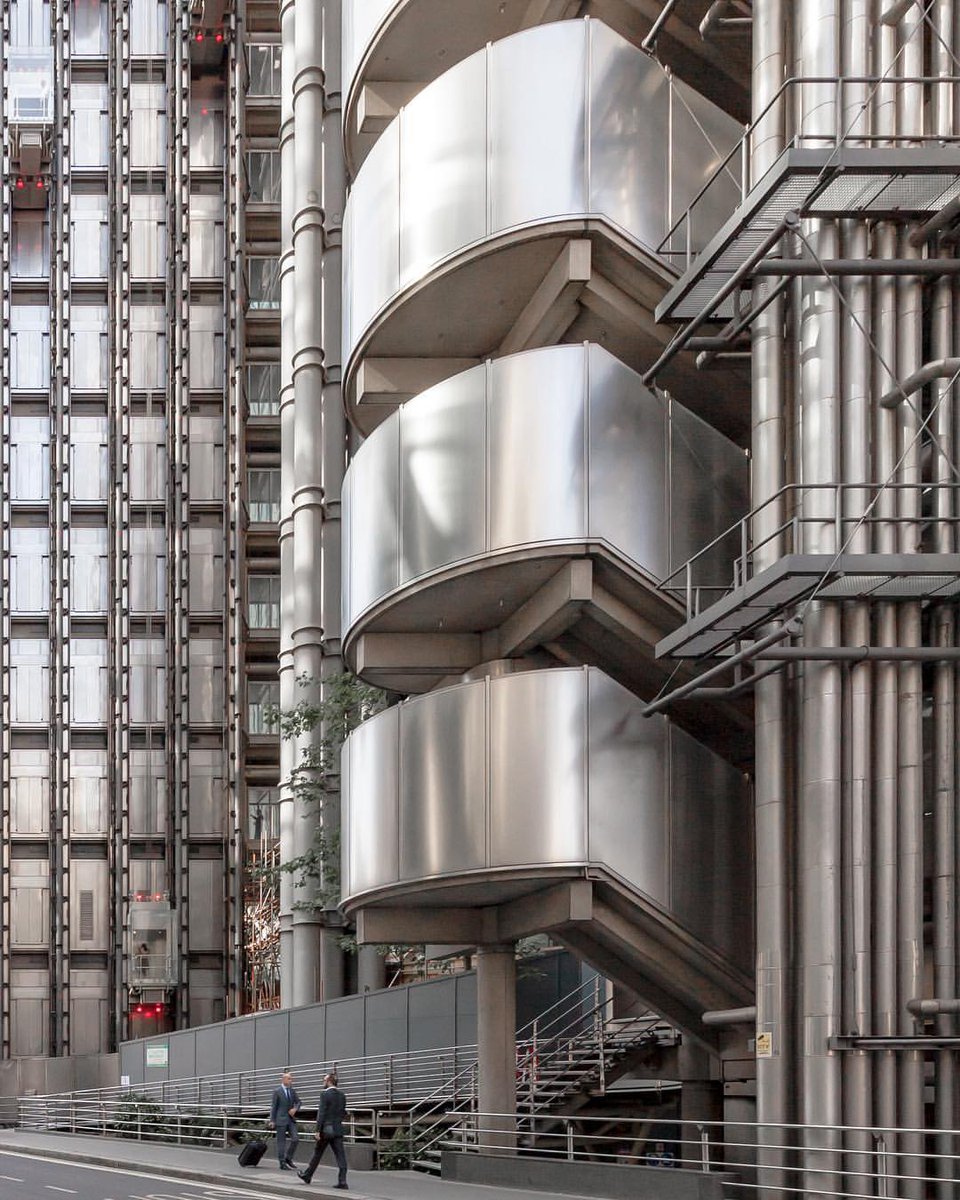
[0,0,10,1060]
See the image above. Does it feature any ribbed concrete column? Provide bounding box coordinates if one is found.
[476,945,517,1151]
[277,0,297,1009]
[290,0,326,1004]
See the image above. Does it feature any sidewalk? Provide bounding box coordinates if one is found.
[0,1129,586,1200]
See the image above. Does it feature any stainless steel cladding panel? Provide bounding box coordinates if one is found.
[11,306,50,389]
[344,705,400,896]
[398,366,486,584]
[189,305,224,391]
[189,639,224,724]
[489,348,586,550]
[130,306,167,391]
[398,51,487,288]
[70,748,109,835]
[70,415,110,501]
[130,0,167,55]
[72,0,108,54]
[130,527,166,612]
[130,194,167,279]
[129,416,167,502]
[189,527,224,611]
[399,683,486,882]
[669,78,741,250]
[130,749,166,836]
[342,0,395,94]
[11,639,49,724]
[10,750,49,835]
[70,639,109,724]
[588,20,668,247]
[129,639,165,724]
[189,749,224,835]
[586,669,668,903]
[71,196,110,280]
[668,726,752,972]
[187,860,225,952]
[348,410,400,619]
[13,212,50,278]
[71,306,110,390]
[489,670,587,867]
[130,84,166,169]
[10,526,49,613]
[489,23,585,230]
[190,195,226,281]
[10,972,49,1057]
[668,400,746,581]
[189,415,225,499]
[70,527,109,612]
[70,859,109,950]
[10,415,49,501]
[11,860,51,947]
[69,972,110,1055]
[345,120,399,352]
[71,83,110,167]
[587,344,668,577]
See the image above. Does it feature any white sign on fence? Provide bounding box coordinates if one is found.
[145,1045,169,1067]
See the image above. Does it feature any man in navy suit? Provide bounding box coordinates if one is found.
[298,1072,349,1188]
[268,1069,301,1169]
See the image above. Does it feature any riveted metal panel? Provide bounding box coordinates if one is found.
[70,749,108,836]
[343,703,399,898]
[489,670,587,867]
[348,409,399,621]
[489,347,586,550]
[399,683,486,882]
[398,365,486,586]
[399,50,486,288]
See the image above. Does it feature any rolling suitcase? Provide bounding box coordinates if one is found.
[238,1137,269,1167]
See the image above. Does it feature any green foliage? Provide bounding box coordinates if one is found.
[110,1092,176,1142]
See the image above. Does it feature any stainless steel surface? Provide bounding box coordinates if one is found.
[343,343,746,634]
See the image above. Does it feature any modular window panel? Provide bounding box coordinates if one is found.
[130,194,166,279]
[247,257,279,309]
[130,639,165,723]
[11,639,49,724]
[12,212,49,278]
[131,84,167,169]
[246,150,280,202]
[189,526,223,612]
[248,575,280,629]
[130,749,166,835]
[10,527,49,613]
[70,639,109,724]
[11,862,50,947]
[9,0,50,45]
[71,415,109,501]
[130,305,167,391]
[70,526,109,613]
[247,44,281,97]
[189,306,224,391]
[10,749,49,835]
[189,415,224,500]
[190,750,224,835]
[71,0,108,54]
[11,307,50,390]
[71,306,109,390]
[247,469,280,523]
[190,195,225,280]
[11,416,50,501]
[247,363,280,416]
[130,416,167,502]
[130,0,167,55]
[247,680,278,734]
[189,639,223,724]
[247,786,280,841]
[130,527,166,612]
[71,749,108,834]
[71,195,110,279]
[190,100,224,168]
[71,83,110,168]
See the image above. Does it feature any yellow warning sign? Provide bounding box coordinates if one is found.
[756,1032,773,1058]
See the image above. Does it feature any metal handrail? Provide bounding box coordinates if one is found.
[657,73,960,270]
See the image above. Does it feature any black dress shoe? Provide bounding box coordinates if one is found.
[297,1170,311,1183]
[335,1184,349,1190]
[279,1162,291,1170]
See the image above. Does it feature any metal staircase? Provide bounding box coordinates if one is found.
[409,978,674,1174]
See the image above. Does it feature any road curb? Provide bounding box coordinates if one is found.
[0,1139,369,1197]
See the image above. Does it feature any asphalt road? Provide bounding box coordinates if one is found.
[0,1152,283,1200]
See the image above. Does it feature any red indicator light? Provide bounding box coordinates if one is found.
[201,108,208,116]
[215,31,223,43]
[134,1005,143,1014]
[35,178,43,189]
[195,30,204,41]
[15,178,24,190]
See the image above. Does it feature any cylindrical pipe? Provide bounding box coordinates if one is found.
[702,1006,758,1027]
[878,358,960,409]
[641,0,681,51]
[758,647,960,661]
[754,259,960,276]
[907,998,960,1016]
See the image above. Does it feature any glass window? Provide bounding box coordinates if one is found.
[189,639,223,724]
[130,0,167,55]
[130,749,166,835]
[247,256,280,309]
[11,307,50,390]
[247,469,280,523]
[9,0,49,46]
[71,82,109,168]
[10,526,49,613]
[70,638,109,724]
[247,363,280,416]
[70,526,109,613]
[247,680,278,734]
[130,304,167,392]
[71,306,109,390]
[246,150,280,203]
[130,639,165,723]
[189,305,224,390]
[12,212,49,278]
[72,195,110,279]
[247,44,281,97]
[248,575,280,629]
[130,526,166,612]
[130,84,167,170]
[130,194,166,278]
[189,415,224,500]
[9,48,53,120]
[71,414,110,501]
[11,415,49,500]
[190,194,225,280]
[189,749,224,835]
[247,786,280,841]
[72,0,108,54]
[130,416,167,502]
[190,98,224,168]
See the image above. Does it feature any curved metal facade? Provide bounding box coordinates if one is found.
[341,666,753,973]
[341,342,747,637]
[342,18,741,376]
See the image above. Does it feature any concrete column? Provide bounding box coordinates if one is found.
[358,946,387,993]
[476,945,517,1151]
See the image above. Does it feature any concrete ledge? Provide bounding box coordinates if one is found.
[441,1151,739,1200]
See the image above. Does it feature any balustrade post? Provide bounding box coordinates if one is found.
[566,1119,574,1161]
[699,1125,711,1171]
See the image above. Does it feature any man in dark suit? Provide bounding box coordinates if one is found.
[268,1069,301,1169]
[298,1072,348,1188]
